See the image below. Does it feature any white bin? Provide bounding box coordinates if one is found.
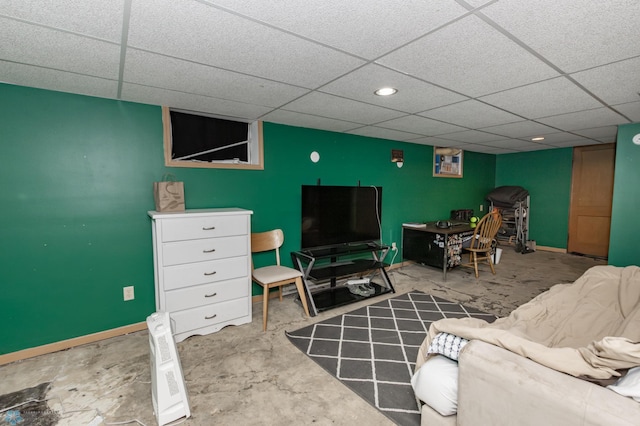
[493,248,503,264]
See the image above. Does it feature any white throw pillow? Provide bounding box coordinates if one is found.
[607,366,640,402]
[411,355,459,416]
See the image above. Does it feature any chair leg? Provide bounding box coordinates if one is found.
[473,252,479,278]
[488,251,496,275]
[279,285,283,302]
[262,286,269,332]
[294,277,310,317]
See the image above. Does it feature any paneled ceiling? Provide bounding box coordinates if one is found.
[2,0,639,153]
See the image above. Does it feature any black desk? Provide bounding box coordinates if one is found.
[402,224,474,280]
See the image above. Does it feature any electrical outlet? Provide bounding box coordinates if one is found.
[391,242,397,251]
[479,204,484,212]
[123,286,135,301]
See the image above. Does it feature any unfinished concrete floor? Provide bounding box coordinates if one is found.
[1,249,605,426]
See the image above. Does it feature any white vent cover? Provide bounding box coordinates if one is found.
[147,312,190,425]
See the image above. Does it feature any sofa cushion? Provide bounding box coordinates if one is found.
[411,355,458,416]
[608,366,640,402]
[457,340,640,426]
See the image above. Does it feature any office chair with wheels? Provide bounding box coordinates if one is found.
[251,229,310,331]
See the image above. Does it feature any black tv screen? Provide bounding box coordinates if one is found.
[301,185,382,250]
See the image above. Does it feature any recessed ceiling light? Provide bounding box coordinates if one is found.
[374,87,398,96]
[531,137,545,141]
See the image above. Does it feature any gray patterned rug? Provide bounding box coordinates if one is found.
[285,291,496,426]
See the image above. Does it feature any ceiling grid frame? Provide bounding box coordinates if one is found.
[0,0,638,153]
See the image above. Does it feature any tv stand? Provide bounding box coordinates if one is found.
[291,243,395,316]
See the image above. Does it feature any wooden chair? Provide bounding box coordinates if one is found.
[251,229,310,331]
[462,211,503,278]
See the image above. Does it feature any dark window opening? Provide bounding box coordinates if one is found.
[170,111,249,162]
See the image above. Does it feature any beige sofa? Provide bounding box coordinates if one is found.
[415,265,640,425]
[419,339,640,426]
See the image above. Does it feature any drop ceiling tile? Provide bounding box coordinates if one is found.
[480,120,559,139]
[530,132,589,144]
[124,49,309,108]
[545,139,605,148]
[420,100,522,128]
[0,1,634,154]
[0,17,120,79]
[613,101,640,123]
[439,130,508,143]
[514,143,558,152]
[260,109,360,133]
[481,139,551,151]
[0,0,124,41]
[128,0,365,88]
[121,83,273,119]
[573,126,618,143]
[346,126,421,141]
[475,142,552,153]
[571,57,640,106]
[479,77,603,119]
[378,15,559,97]
[282,92,405,125]
[481,0,640,73]
[378,115,465,136]
[408,136,461,147]
[319,64,468,113]
[207,0,469,59]
[468,144,517,154]
[464,0,495,7]
[537,108,630,132]
[0,61,118,99]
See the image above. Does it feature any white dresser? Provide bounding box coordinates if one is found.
[148,208,253,342]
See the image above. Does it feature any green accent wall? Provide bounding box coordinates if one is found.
[1,85,162,354]
[609,123,640,266]
[495,148,574,248]
[0,83,496,354]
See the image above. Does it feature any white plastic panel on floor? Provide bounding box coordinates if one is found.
[147,312,190,426]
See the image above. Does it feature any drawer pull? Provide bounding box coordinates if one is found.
[203,248,216,253]
[202,226,216,230]
[204,271,217,276]
[205,292,218,298]
[205,314,217,320]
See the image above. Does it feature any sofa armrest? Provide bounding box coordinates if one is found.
[457,340,640,426]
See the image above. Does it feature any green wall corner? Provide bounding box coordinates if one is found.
[495,148,573,248]
[609,123,640,266]
[0,84,162,352]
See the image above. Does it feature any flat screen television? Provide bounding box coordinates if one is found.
[301,185,382,250]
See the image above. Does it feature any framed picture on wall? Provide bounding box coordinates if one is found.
[433,147,463,178]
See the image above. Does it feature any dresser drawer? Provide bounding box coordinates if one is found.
[163,256,249,290]
[162,235,248,266]
[171,298,250,335]
[161,215,248,242]
[164,277,249,312]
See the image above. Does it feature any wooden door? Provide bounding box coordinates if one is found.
[567,144,615,258]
